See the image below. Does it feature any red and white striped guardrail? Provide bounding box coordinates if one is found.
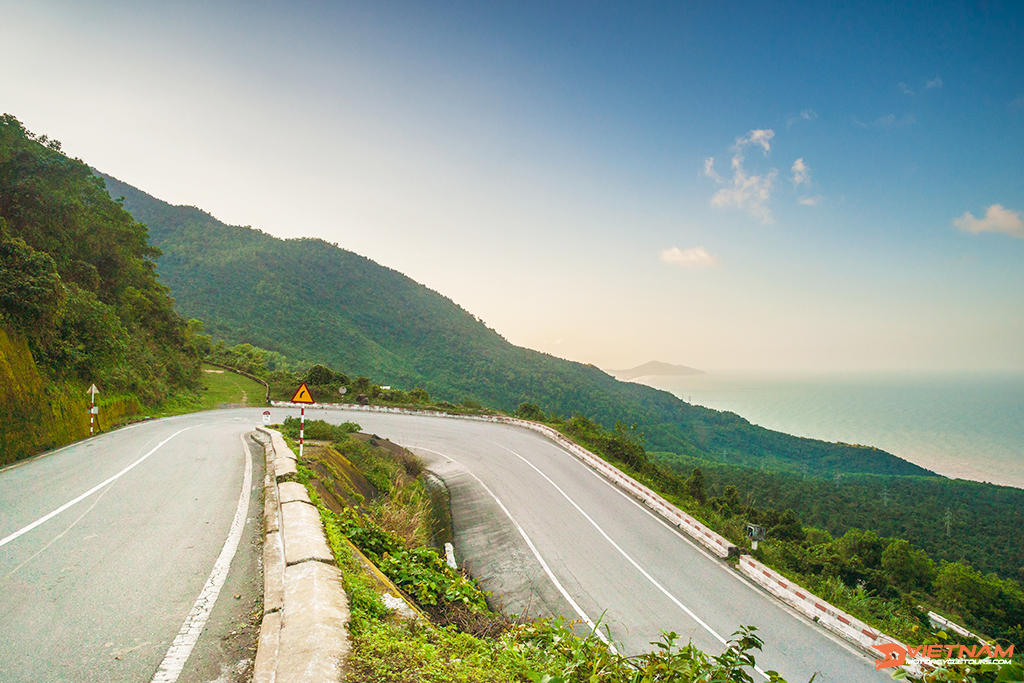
[737,555,907,655]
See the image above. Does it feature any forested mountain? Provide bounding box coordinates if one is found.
[99,172,933,480]
[653,450,1024,582]
[0,115,202,461]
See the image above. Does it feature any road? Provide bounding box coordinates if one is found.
[306,406,889,683]
[1,406,888,683]
[0,410,265,683]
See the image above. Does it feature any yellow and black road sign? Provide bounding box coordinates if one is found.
[291,383,314,404]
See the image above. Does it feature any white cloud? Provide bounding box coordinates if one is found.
[705,129,778,223]
[737,128,774,154]
[660,246,720,268]
[953,204,1024,238]
[786,108,818,126]
[899,82,915,95]
[703,156,722,183]
[926,77,943,89]
[854,113,916,128]
[791,158,811,187]
[799,195,824,206]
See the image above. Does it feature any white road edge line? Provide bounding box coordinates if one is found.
[150,432,254,683]
[491,442,769,680]
[0,427,193,549]
[414,446,615,651]
[557,440,872,664]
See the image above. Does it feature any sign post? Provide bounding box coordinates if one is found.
[746,523,766,551]
[290,383,315,458]
[87,384,100,435]
[262,410,271,425]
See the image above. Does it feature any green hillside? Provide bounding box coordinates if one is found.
[0,115,202,461]
[99,172,932,480]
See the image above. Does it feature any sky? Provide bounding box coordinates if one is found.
[2,0,1023,373]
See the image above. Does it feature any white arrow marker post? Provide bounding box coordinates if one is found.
[88,384,99,435]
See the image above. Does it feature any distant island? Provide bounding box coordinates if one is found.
[606,361,704,381]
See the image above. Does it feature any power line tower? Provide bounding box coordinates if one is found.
[944,507,953,536]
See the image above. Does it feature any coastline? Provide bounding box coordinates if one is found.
[628,370,1024,490]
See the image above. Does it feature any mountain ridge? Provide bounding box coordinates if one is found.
[99,171,934,480]
[608,361,704,380]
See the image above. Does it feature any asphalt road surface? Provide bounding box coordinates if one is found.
[2,406,889,683]
[0,410,265,683]
[303,406,890,683]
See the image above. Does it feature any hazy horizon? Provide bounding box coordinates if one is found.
[3,1,1022,373]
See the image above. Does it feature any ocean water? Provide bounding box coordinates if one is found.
[632,372,1024,490]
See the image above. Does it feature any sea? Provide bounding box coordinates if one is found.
[629,371,1024,490]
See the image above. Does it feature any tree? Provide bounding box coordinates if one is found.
[515,402,546,421]
[685,467,707,503]
[0,236,65,335]
[881,539,936,593]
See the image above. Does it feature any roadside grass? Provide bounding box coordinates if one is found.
[146,365,267,417]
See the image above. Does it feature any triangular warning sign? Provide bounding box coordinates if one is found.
[291,383,315,404]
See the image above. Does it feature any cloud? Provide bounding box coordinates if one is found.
[853,113,916,128]
[799,195,825,206]
[737,129,774,154]
[703,157,722,183]
[953,204,1024,238]
[786,108,818,126]
[705,129,778,223]
[660,246,720,268]
[791,158,811,187]
[899,78,942,95]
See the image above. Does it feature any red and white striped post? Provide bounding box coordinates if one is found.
[87,384,99,435]
[290,382,314,458]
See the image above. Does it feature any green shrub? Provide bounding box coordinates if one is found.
[281,415,360,441]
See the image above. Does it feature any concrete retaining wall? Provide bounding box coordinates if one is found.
[253,427,349,683]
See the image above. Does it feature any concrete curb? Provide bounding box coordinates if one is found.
[253,427,350,683]
[270,401,921,668]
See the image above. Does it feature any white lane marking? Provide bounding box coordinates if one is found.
[0,428,193,549]
[150,433,254,683]
[491,442,769,680]
[4,480,117,579]
[557,442,873,664]
[414,446,614,650]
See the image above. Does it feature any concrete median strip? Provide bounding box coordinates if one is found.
[253,427,350,683]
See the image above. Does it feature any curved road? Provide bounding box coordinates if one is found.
[1,407,887,682]
[306,406,888,683]
[0,410,264,683]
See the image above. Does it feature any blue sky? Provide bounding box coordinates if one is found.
[2,0,1022,371]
